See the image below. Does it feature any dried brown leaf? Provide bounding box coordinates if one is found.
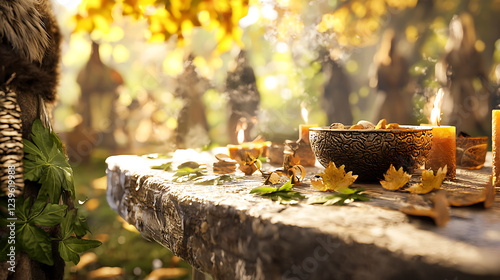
[447,176,495,208]
[400,190,450,226]
[264,172,282,185]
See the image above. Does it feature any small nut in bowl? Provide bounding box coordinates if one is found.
[309,125,433,182]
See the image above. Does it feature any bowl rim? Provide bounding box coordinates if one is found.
[309,125,433,133]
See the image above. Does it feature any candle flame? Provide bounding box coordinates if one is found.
[237,129,245,144]
[301,107,308,124]
[431,89,445,126]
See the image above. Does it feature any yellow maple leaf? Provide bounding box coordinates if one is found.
[407,165,447,194]
[311,162,358,192]
[380,164,411,190]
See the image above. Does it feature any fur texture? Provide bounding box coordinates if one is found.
[0,0,50,63]
[0,0,61,138]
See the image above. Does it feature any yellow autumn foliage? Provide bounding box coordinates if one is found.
[74,0,249,54]
[311,162,358,192]
[316,0,417,47]
[380,164,411,190]
[407,165,448,194]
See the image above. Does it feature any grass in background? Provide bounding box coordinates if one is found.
[65,151,192,280]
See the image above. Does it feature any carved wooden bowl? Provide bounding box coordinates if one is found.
[309,126,433,182]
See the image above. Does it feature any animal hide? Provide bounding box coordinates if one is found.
[0,1,63,279]
[0,0,61,138]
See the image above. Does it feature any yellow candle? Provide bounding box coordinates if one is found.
[493,110,500,186]
[299,124,318,144]
[425,125,456,179]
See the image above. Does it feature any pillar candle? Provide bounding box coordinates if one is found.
[424,125,456,179]
[299,124,318,145]
[493,110,500,186]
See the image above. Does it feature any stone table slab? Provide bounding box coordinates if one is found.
[106,150,500,280]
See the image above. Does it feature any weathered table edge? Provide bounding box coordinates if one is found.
[106,155,500,280]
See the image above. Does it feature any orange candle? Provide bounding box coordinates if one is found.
[425,125,456,179]
[493,110,500,186]
[299,124,318,144]
[227,144,239,160]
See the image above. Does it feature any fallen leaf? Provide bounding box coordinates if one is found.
[151,162,173,171]
[311,161,358,192]
[177,161,200,169]
[400,190,450,226]
[235,152,261,175]
[250,177,305,204]
[407,165,447,194]
[447,176,495,208]
[213,163,236,174]
[264,172,282,185]
[213,153,237,174]
[238,162,259,175]
[380,165,411,191]
[307,188,369,206]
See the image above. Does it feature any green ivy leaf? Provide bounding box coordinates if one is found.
[172,166,207,182]
[73,213,91,238]
[151,162,172,171]
[30,195,49,218]
[278,178,293,192]
[307,188,369,206]
[59,240,79,264]
[31,203,67,227]
[193,175,234,185]
[60,211,75,240]
[23,119,75,203]
[59,237,102,265]
[17,223,53,265]
[23,142,46,181]
[15,197,31,221]
[250,177,305,204]
[262,191,305,205]
[249,186,278,194]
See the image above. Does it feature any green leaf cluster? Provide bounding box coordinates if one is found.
[23,119,74,203]
[151,162,173,171]
[307,188,369,206]
[193,175,235,185]
[250,177,305,205]
[0,120,101,266]
[172,162,207,182]
[0,197,100,265]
